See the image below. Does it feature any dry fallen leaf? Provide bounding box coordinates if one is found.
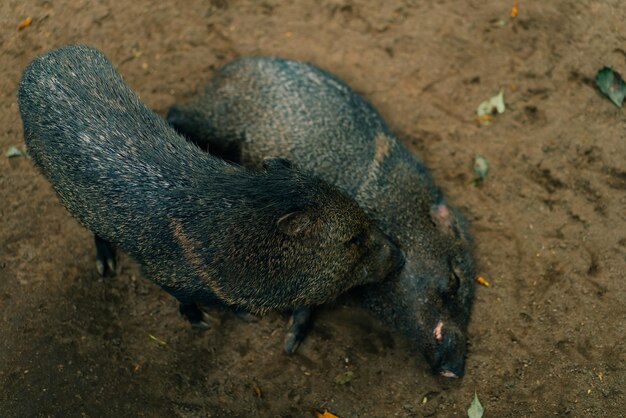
[18,16,33,30]
[476,89,505,126]
[511,0,519,18]
[595,67,626,108]
[473,155,489,183]
[334,370,354,385]
[467,392,484,418]
[148,334,167,345]
[475,276,490,287]
[476,114,492,125]
[6,146,23,158]
[314,409,339,418]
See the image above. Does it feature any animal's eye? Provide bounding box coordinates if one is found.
[347,230,367,246]
[448,270,461,294]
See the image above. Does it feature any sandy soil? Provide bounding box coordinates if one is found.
[1,0,625,416]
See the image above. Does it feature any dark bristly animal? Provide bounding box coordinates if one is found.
[167,57,476,377]
[18,46,405,326]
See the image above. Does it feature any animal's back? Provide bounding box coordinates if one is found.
[168,56,476,377]
[174,57,400,196]
[19,45,222,253]
[171,56,440,238]
[19,47,408,315]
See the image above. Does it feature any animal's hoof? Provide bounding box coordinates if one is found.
[95,235,116,277]
[95,254,116,277]
[283,332,301,355]
[236,311,259,323]
[96,260,105,276]
[190,320,211,331]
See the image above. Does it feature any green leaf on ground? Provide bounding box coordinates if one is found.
[473,155,489,183]
[477,89,505,125]
[467,392,484,418]
[334,370,354,385]
[595,67,626,108]
[6,146,23,158]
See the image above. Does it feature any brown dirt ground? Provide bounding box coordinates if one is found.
[1,1,625,417]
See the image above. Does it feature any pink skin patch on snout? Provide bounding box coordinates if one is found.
[433,320,460,378]
[433,320,444,342]
[437,204,450,219]
[440,370,458,378]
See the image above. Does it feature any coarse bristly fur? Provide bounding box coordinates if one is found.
[18,45,405,315]
[168,56,476,377]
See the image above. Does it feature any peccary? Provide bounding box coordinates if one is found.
[18,45,405,324]
[167,57,476,377]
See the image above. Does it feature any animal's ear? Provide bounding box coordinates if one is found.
[277,211,313,237]
[263,156,292,171]
[166,105,194,133]
[430,203,452,230]
[430,203,461,239]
